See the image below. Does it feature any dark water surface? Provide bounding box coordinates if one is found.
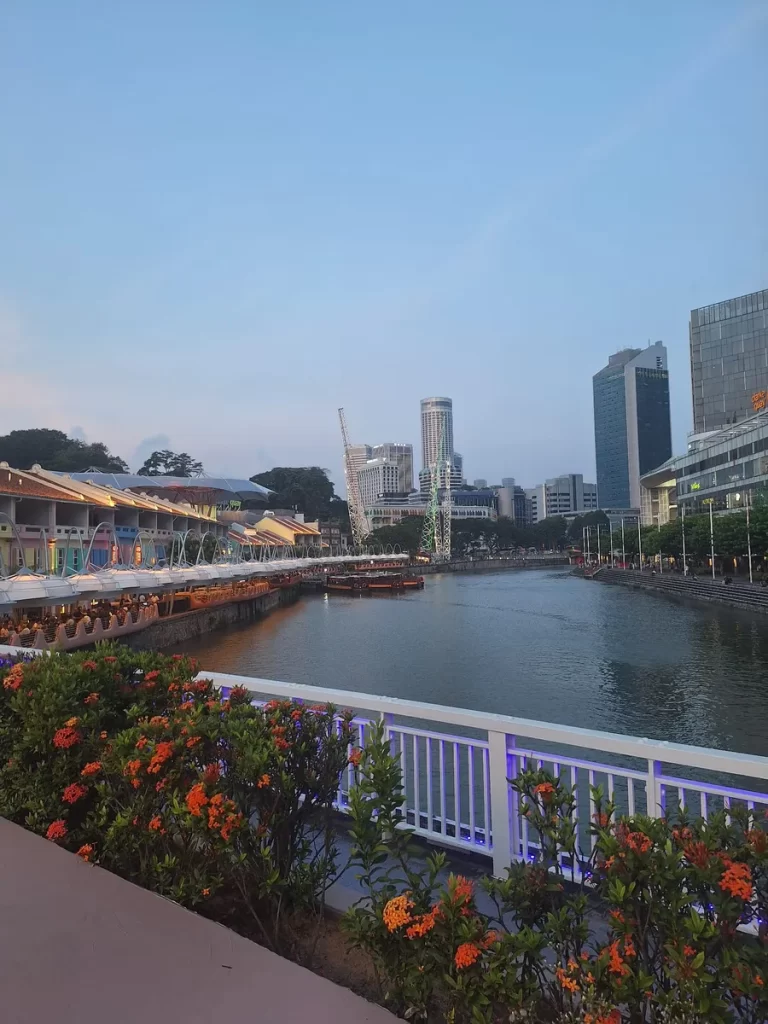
[171,571,768,757]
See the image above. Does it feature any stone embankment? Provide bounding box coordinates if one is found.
[125,584,301,650]
[583,566,768,616]
[421,555,568,575]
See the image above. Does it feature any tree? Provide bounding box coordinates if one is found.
[250,467,339,521]
[369,517,425,553]
[138,450,204,477]
[567,510,610,544]
[0,428,128,472]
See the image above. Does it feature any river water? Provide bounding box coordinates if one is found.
[170,570,768,757]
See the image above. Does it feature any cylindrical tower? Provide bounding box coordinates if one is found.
[420,397,454,470]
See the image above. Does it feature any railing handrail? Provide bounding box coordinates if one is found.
[199,670,768,781]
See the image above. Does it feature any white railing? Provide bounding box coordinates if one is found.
[200,672,768,878]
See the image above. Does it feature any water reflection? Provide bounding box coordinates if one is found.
[168,572,768,757]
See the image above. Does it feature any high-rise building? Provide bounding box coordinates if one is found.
[496,487,514,518]
[524,484,547,524]
[473,478,488,489]
[690,289,768,433]
[543,474,598,516]
[513,486,530,526]
[419,397,463,492]
[370,443,413,493]
[501,477,516,490]
[358,458,402,508]
[420,396,454,468]
[346,444,372,477]
[593,342,671,509]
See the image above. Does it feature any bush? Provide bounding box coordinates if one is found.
[344,722,768,1023]
[0,644,356,957]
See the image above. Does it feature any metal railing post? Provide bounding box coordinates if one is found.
[488,730,514,877]
[646,759,665,817]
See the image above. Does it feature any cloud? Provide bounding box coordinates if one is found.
[132,434,172,472]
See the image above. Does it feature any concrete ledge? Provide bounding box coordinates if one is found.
[591,567,768,615]
[0,818,395,1024]
[422,556,568,574]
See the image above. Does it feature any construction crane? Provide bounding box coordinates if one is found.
[420,420,452,559]
[338,407,372,547]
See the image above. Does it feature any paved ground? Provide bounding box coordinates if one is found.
[0,818,397,1024]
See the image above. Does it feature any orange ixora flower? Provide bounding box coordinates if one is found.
[348,748,363,768]
[84,692,99,705]
[82,660,98,671]
[62,782,88,804]
[719,859,753,901]
[76,843,94,862]
[148,815,163,832]
[605,940,630,977]
[99,730,108,740]
[81,761,101,777]
[65,717,79,728]
[382,895,414,932]
[454,942,481,970]
[147,741,175,774]
[533,781,556,800]
[257,773,270,788]
[186,782,208,817]
[123,759,142,778]
[3,665,24,691]
[406,908,438,939]
[201,888,210,897]
[555,966,580,993]
[53,726,81,749]
[135,736,149,750]
[203,763,221,784]
[46,819,68,842]
[186,735,202,748]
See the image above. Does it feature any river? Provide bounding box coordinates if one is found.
[168,570,768,757]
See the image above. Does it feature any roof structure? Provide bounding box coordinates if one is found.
[0,465,88,504]
[28,470,218,524]
[65,473,272,502]
[255,515,321,536]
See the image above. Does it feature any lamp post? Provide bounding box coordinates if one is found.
[708,500,716,579]
[658,521,663,574]
[746,492,753,584]
[621,518,626,567]
[585,526,591,566]
[637,518,643,570]
[597,525,602,565]
[610,521,614,567]
[681,503,687,575]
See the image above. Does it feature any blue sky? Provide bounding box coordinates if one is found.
[1,2,766,489]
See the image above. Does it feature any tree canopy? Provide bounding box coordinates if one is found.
[369,514,571,555]
[0,428,128,473]
[250,467,348,524]
[137,450,204,477]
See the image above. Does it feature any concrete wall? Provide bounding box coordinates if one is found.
[587,567,768,616]
[124,585,301,650]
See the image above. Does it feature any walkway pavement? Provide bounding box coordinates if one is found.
[0,818,397,1024]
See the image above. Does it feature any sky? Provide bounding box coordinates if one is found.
[1,1,766,491]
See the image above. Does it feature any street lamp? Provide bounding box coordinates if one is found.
[621,517,626,567]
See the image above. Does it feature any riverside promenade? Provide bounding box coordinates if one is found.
[582,565,768,616]
[0,818,396,1024]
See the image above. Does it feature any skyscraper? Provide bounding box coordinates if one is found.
[690,289,768,433]
[371,443,413,493]
[593,341,671,509]
[419,397,462,491]
[420,397,454,468]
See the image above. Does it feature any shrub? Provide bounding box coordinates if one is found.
[0,645,355,956]
[344,724,768,1023]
